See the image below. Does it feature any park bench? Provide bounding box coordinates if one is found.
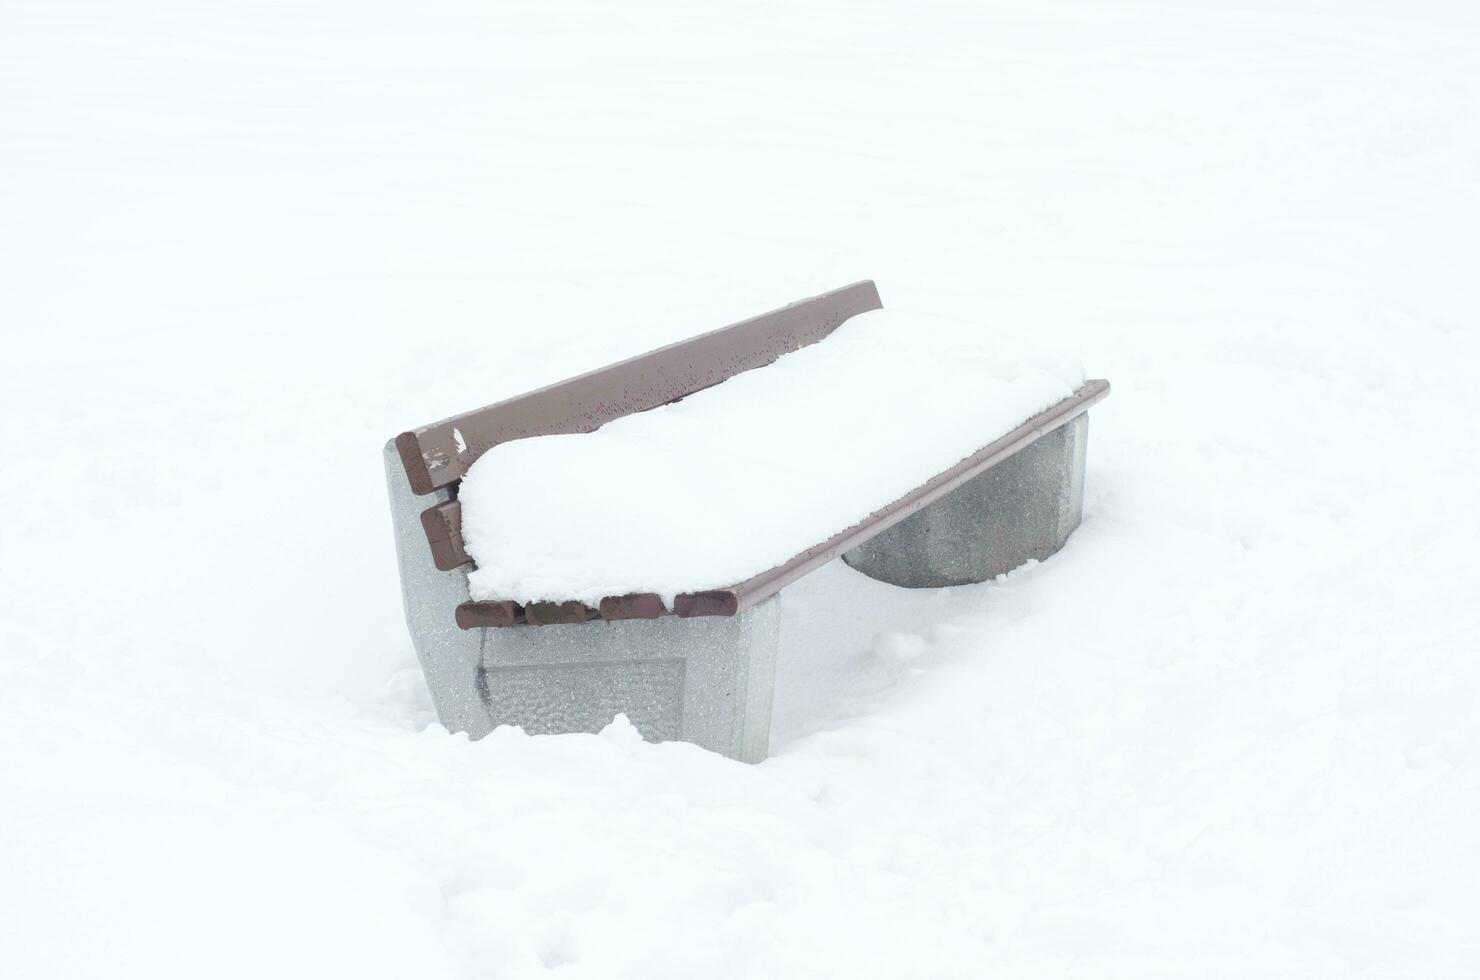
[385,281,1110,761]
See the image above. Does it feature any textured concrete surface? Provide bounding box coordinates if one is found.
[478,599,780,762]
[385,441,781,761]
[842,414,1089,587]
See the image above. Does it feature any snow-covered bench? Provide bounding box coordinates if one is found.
[385,281,1109,761]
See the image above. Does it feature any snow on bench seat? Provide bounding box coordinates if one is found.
[458,309,1085,606]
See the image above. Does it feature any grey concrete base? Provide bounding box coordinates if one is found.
[842,414,1089,588]
[383,441,781,762]
[477,599,779,762]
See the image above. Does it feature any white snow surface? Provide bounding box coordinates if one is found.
[5,1,1480,978]
[461,309,1084,604]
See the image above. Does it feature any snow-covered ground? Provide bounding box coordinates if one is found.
[3,1,1478,976]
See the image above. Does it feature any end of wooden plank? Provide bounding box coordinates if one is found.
[419,500,471,571]
[394,431,437,495]
[525,600,598,626]
[598,593,667,620]
[673,590,739,617]
[456,600,524,629]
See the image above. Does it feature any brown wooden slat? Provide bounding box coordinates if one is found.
[673,591,739,618]
[525,600,598,626]
[394,280,882,495]
[419,500,471,571]
[599,593,667,620]
[455,600,523,629]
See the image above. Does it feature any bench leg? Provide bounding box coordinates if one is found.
[383,441,495,738]
[387,441,781,761]
[476,598,780,763]
[842,413,1089,588]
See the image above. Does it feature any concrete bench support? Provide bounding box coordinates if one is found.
[843,413,1089,588]
[478,598,780,762]
[385,441,781,761]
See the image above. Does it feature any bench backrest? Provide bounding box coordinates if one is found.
[394,280,883,496]
[394,280,883,572]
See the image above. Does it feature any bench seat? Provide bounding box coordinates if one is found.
[458,309,1086,609]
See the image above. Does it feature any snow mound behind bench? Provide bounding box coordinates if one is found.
[459,309,1085,605]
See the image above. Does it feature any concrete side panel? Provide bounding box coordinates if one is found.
[478,597,781,763]
[387,438,782,761]
[479,658,687,741]
[842,414,1090,588]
